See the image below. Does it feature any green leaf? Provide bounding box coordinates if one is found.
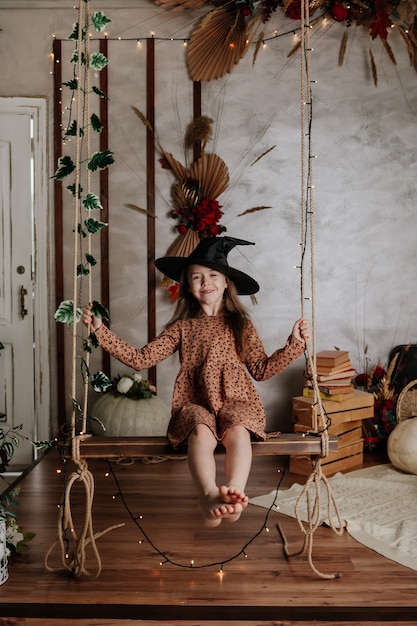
[65,120,84,138]
[83,193,102,211]
[88,414,106,432]
[90,113,103,133]
[77,224,87,238]
[85,253,97,266]
[90,331,100,348]
[52,155,75,180]
[66,183,83,198]
[54,300,82,325]
[2,442,14,459]
[90,52,109,71]
[67,22,86,41]
[77,264,90,277]
[91,371,112,393]
[83,339,92,354]
[84,218,108,234]
[92,11,111,32]
[33,440,55,451]
[70,50,87,66]
[62,78,78,90]
[91,300,111,322]
[87,150,115,172]
[92,86,108,99]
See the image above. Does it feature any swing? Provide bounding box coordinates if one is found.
[49,0,344,580]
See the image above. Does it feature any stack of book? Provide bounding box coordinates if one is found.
[304,349,356,401]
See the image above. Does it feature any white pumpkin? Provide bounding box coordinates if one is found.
[388,417,417,475]
[90,393,171,437]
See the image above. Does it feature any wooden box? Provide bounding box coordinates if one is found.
[290,420,364,476]
[292,390,374,430]
[290,390,374,477]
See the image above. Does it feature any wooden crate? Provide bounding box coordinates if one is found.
[290,390,374,477]
[292,389,374,430]
[289,440,364,476]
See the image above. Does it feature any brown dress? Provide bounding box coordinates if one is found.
[95,316,305,448]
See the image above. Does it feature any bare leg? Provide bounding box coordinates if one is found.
[187,424,239,527]
[219,425,252,522]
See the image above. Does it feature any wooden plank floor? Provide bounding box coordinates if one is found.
[0,447,416,625]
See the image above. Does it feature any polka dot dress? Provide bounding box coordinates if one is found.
[96,316,305,447]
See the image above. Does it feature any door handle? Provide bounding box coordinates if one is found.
[20,285,28,320]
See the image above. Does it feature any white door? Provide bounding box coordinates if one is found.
[0,101,49,471]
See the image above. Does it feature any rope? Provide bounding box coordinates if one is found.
[48,1,120,577]
[276,0,344,579]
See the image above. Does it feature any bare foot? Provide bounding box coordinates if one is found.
[200,486,248,526]
[219,485,248,506]
[200,494,243,527]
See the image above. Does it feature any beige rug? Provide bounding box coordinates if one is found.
[249,463,417,571]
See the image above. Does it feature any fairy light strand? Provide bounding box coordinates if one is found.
[105,457,289,571]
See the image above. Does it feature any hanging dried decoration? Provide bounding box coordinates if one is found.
[188,7,251,81]
[154,0,417,82]
[157,116,230,298]
[153,0,280,81]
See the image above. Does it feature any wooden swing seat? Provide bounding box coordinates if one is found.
[76,432,338,459]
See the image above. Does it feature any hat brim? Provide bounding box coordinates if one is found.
[155,256,259,296]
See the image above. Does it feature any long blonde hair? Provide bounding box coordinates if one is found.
[165,270,251,358]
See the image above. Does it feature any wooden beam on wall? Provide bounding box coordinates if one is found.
[53,37,66,424]
[99,37,111,377]
[146,37,156,386]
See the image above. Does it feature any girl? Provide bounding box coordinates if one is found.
[82,236,311,527]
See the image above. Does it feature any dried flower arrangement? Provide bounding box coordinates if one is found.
[153,0,417,83]
[355,352,399,446]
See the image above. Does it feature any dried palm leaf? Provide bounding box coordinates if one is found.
[287,38,302,58]
[159,150,188,181]
[369,47,377,87]
[250,145,276,166]
[383,39,397,65]
[188,7,249,81]
[130,105,154,133]
[166,227,200,257]
[184,116,213,152]
[188,153,229,199]
[171,181,201,211]
[338,31,349,66]
[252,31,265,67]
[237,206,273,217]
[125,203,157,218]
[153,0,207,9]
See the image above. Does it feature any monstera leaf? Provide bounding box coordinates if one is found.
[54,300,82,325]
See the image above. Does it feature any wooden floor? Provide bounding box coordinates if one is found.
[0,446,416,625]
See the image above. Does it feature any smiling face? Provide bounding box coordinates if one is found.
[187,264,228,316]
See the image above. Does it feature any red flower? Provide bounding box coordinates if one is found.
[330,0,349,22]
[286,0,302,19]
[369,10,392,39]
[168,283,180,302]
[372,364,386,381]
[177,224,187,235]
[355,373,370,387]
[191,197,224,235]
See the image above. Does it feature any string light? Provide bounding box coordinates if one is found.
[103,457,289,571]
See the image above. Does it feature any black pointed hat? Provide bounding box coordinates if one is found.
[155,236,259,295]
